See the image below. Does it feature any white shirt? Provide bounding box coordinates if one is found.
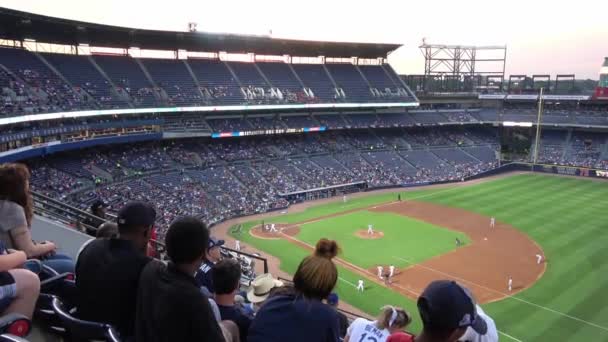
[347,318,390,342]
[459,305,498,342]
[357,280,364,286]
[389,266,395,274]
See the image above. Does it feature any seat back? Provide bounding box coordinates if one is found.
[51,297,120,342]
[34,294,65,335]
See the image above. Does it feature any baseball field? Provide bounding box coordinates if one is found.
[229,173,608,341]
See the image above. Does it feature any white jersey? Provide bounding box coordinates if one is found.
[347,318,390,342]
[389,265,395,277]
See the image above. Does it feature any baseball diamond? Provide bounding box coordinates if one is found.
[217,172,608,341]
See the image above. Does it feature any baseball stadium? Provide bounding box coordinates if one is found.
[0,3,606,342]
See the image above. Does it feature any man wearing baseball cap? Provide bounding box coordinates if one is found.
[195,236,224,296]
[76,201,156,339]
[82,199,108,236]
[416,280,489,342]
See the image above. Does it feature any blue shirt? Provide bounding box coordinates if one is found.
[248,294,341,342]
[218,304,252,342]
[194,260,215,294]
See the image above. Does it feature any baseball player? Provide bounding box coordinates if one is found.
[455,237,462,246]
[389,265,395,278]
[343,194,347,203]
[536,254,543,264]
[490,217,495,228]
[367,224,374,235]
[508,276,513,292]
[377,265,384,279]
[270,223,278,232]
[356,279,365,292]
[235,240,241,251]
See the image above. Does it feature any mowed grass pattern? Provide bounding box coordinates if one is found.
[419,174,608,341]
[297,210,468,268]
[233,174,608,341]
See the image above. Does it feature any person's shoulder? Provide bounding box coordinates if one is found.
[139,259,165,281]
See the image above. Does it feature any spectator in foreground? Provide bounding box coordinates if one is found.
[344,305,412,342]
[0,163,75,274]
[248,238,341,342]
[416,280,489,342]
[76,201,155,339]
[213,258,252,342]
[96,222,118,238]
[326,293,349,338]
[0,242,40,319]
[246,273,284,309]
[195,236,224,296]
[136,216,225,342]
[388,332,416,342]
[458,305,498,342]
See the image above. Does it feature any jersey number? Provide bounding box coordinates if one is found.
[358,333,378,342]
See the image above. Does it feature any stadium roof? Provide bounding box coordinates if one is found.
[0,7,402,58]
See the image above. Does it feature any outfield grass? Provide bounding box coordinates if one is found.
[297,210,468,268]
[232,174,608,341]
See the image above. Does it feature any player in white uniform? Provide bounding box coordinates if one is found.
[377,265,384,279]
[508,276,513,292]
[345,306,411,342]
[368,224,374,235]
[490,217,495,228]
[536,254,543,264]
[356,280,365,292]
[235,240,241,251]
[389,265,395,278]
[343,194,347,203]
[270,223,278,232]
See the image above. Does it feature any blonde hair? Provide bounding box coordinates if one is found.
[376,305,412,331]
[293,238,340,300]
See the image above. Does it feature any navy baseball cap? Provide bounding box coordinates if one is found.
[327,293,339,305]
[208,237,225,250]
[417,280,487,335]
[117,201,156,228]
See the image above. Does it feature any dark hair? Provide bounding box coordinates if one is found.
[376,305,412,330]
[212,259,242,295]
[0,163,33,227]
[165,216,209,264]
[293,238,339,300]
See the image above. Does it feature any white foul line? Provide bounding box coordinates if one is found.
[498,331,523,342]
[393,256,608,333]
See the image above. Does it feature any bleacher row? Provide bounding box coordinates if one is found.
[4,108,608,149]
[0,47,412,116]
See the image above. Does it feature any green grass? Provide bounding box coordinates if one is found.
[297,210,468,268]
[232,174,608,341]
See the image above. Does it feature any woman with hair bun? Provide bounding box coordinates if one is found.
[345,305,413,342]
[248,238,342,342]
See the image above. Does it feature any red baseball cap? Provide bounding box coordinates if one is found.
[387,332,414,342]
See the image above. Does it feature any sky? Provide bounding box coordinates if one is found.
[1,0,607,79]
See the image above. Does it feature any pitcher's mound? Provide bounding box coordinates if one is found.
[355,230,385,239]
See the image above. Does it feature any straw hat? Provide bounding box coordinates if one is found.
[247,273,284,303]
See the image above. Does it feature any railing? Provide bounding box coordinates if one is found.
[32,192,269,273]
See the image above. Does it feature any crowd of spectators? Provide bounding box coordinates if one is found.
[20,128,504,239]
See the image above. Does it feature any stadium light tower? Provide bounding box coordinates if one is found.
[419,43,507,92]
[533,88,545,164]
